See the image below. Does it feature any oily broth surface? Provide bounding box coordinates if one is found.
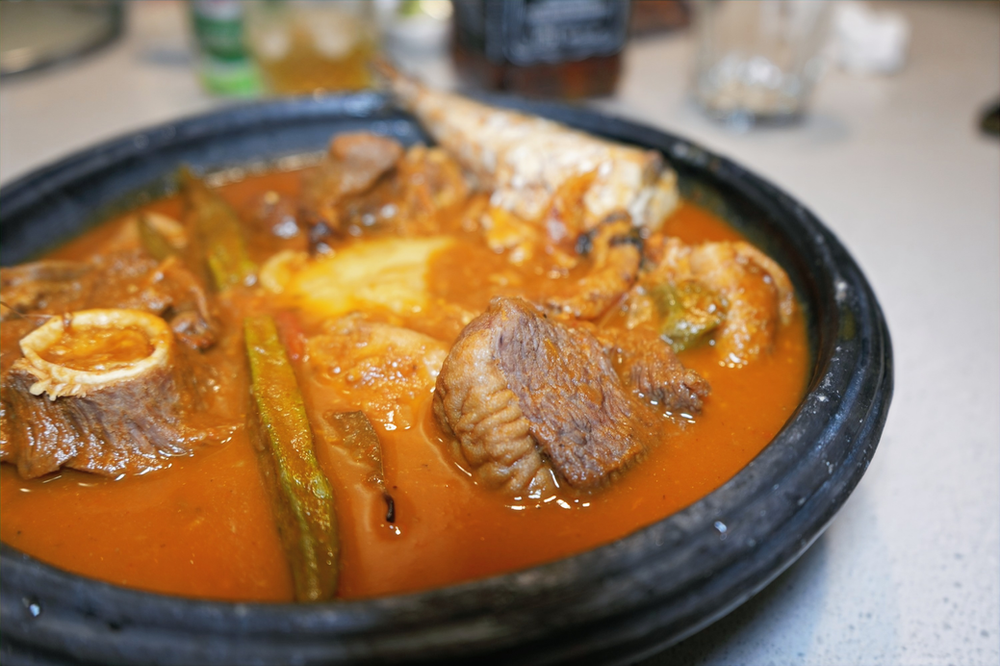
[0,171,809,601]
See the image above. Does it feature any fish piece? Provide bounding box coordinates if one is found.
[542,215,642,319]
[379,64,679,232]
[480,205,541,265]
[433,297,648,495]
[478,171,598,268]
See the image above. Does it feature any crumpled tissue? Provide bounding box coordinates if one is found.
[830,1,910,74]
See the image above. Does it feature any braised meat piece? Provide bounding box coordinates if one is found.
[301,132,404,239]
[0,309,221,478]
[433,297,647,495]
[302,131,472,244]
[321,133,405,199]
[2,251,217,351]
[100,254,217,350]
[395,145,468,220]
[242,190,307,252]
[0,261,93,322]
[331,145,468,240]
[599,327,710,414]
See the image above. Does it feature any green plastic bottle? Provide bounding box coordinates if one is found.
[189,0,263,97]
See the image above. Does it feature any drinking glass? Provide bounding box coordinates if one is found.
[692,0,831,129]
[245,0,379,95]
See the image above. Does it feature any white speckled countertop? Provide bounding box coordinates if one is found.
[1,2,997,664]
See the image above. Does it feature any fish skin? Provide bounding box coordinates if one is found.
[380,65,679,232]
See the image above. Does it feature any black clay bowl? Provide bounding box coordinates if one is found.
[0,93,892,665]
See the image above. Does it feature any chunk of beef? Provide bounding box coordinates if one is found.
[301,132,404,239]
[330,133,405,195]
[0,261,93,321]
[85,252,219,351]
[433,297,645,495]
[598,327,710,414]
[395,145,468,219]
[241,191,308,256]
[147,257,217,350]
[325,146,470,242]
[2,252,218,351]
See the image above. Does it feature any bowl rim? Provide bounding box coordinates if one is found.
[0,92,893,666]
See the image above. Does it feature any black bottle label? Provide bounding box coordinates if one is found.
[454,0,629,66]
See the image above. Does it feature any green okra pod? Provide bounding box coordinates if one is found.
[180,167,257,291]
[245,314,339,601]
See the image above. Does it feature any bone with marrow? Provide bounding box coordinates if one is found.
[0,309,220,478]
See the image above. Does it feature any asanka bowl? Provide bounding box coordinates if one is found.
[0,93,892,666]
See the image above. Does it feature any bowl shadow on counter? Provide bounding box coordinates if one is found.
[651,474,902,664]
[646,534,829,664]
[0,92,892,666]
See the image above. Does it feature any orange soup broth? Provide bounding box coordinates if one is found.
[0,172,810,602]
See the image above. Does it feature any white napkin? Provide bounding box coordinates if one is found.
[831,1,910,74]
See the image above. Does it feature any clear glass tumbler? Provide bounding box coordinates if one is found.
[692,0,831,129]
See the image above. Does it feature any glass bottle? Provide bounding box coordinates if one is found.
[451,0,629,99]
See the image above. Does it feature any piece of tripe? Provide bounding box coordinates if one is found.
[380,65,679,232]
